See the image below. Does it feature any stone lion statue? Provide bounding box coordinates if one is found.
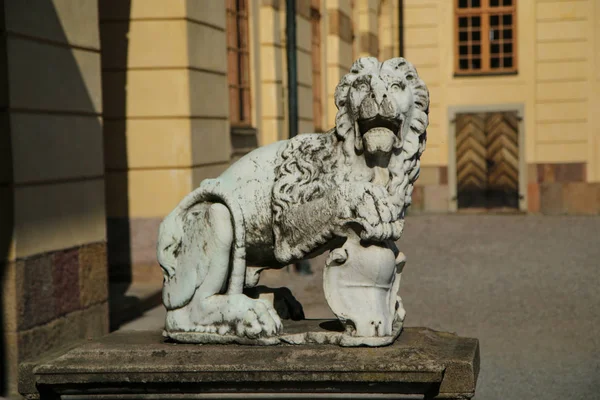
[157,57,429,341]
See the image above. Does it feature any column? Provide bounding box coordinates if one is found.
[100,0,231,288]
[1,0,108,396]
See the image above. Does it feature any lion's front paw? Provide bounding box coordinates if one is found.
[230,295,283,338]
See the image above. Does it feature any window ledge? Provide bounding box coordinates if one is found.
[454,71,518,78]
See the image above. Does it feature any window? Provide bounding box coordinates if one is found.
[455,0,517,75]
[311,0,323,132]
[226,0,251,125]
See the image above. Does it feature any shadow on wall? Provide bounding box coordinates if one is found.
[0,0,14,393]
[98,0,143,330]
[1,0,106,395]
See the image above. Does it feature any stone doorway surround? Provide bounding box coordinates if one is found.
[448,104,527,213]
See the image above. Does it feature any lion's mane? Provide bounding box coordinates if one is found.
[272,57,429,262]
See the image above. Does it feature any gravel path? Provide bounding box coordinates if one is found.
[121,215,600,400]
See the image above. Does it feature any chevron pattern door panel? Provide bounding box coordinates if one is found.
[456,112,519,209]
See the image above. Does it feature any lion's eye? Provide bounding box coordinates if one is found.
[357,82,370,92]
[390,83,402,91]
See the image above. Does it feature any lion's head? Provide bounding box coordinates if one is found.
[334,57,429,164]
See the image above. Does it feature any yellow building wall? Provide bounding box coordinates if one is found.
[402,0,599,184]
[257,1,286,145]
[590,0,600,182]
[535,0,591,167]
[325,0,355,127]
[100,0,230,281]
[256,0,393,141]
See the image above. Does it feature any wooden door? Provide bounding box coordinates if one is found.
[456,111,519,209]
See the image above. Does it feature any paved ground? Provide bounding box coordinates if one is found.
[120,215,600,400]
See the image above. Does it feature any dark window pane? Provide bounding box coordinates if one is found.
[490,15,499,27]
[472,0,481,7]
[503,43,512,53]
[503,14,512,25]
[490,0,499,6]
[503,0,512,5]
[458,0,468,8]
[472,16,481,27]
[472,58,481,69]
[491,43,500,54]
[491,57,500,68]
[459,45,469,55]
[460,31,468,41]
[459,17,468,28]
[459,59,469,70]
[472,30,481,41]
[504,57,513,68]
[503,29,512,39]
[472,45,481,55]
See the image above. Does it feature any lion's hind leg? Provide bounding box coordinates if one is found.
[164,203,282,338]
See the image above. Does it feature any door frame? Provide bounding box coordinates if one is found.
[447,103,526,212]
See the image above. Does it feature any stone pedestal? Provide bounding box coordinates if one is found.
[20,321,479,400]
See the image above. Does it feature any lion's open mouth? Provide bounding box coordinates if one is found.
[357,115,402,136]
[357,114,403,156]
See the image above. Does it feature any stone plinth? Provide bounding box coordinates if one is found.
[20,321,479,400]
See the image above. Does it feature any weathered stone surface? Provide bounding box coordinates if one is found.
[168,319,402,347]
[410,185,425,212]
[537,162,586,183]
[52,247,80,316]
[540,182,564,215]
[2,260,19,332]
[562,182,599,215]
[527,182,540,213]
[19,255,56,330]
[17,302,108,363]
[79,242,108,307]
[21,325,479,399]
[424,184,449,212]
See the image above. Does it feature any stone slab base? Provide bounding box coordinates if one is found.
[166,319,402,347]
[21,324,479,399]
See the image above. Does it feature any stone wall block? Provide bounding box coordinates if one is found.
[539,183,564,215]
[424,184,449,212]
[79,243,108,308]
[4,332,19,397]
[2,261,18,333]
[81,302,110,339]
[17,309,81,362]
[52,247,80,316]
[562,182,599,215]
[129,217,162,267]
[537,162,586,183]
[527,183,540,213]
[410,185,424,212]
[19,255,56,330]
